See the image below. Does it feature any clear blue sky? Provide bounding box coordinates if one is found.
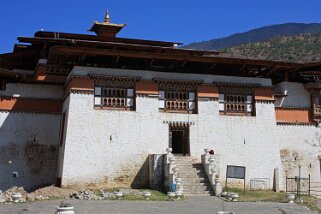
[1,0,321,53]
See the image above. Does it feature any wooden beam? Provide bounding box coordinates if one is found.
[49,46,298,68]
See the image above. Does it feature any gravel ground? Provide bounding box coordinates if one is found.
[0,196,318,214]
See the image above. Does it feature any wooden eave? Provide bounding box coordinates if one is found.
[0,67,17,78]
[47,45,298,69]
[0,50,41,70]
[34,31,181,47]
[17,36,220,57]
[17,36,299,68]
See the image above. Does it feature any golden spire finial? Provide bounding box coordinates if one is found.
[104,10,110,23]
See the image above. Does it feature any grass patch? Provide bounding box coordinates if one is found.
[298,196,321,213]
[122,190,169,201]
[224,188,321,213]
[223,187,287,202]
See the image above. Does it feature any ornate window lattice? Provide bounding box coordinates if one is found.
[219,93,253,116]
[159,90,196,113]
[94,86,134,110]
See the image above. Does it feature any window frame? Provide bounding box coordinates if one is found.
[94,85,135,111]
[219,92,254,116]
[312,94,321,117]
[159,90,197,114]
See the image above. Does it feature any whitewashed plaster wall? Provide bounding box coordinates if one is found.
[61,67,282,189]
[276,125,321,183]
[61,93,282,189]
[0,84,62,191]
[0,112,61,191]
[196,100,284,189]
[274,81,311,108]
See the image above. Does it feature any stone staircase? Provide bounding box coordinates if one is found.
[174,156,214,196]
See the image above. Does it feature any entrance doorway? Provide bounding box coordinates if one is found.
[169,125,190,156]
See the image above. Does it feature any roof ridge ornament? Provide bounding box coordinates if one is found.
[104,10,110,23]
[89,9,126,38]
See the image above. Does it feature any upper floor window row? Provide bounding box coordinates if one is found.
[93,82,256,116]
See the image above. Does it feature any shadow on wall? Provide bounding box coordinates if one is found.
[0,109,61,191]
[130,154,165,191]
[131,156,150,189]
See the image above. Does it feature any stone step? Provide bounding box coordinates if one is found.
[175,164,201,167]
[176,169,203,173]
[183,185,212,191]
[178,172,207,177]
[174,159,199,162]
[176,167,203,171]
[176,165,202,168]
[181,181,211,186]
[180,178,208,183]
[174,161,199,163]
[170,156,214,196]
[175,164,202,167]
[181,182,210,186]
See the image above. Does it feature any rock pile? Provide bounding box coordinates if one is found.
[0,191,6,203]
[0,186,27,203]
[69,190,118,200]
[0,186,149,203]
[70,190,99,200]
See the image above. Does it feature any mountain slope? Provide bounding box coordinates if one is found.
[222,34,321,62]
[184,23,321,50]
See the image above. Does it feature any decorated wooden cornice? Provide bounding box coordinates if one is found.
[70,89,94,95]
[154,78,203,90]
[89,74,141,87]
[213,82,260,93]
[275,107,310,111]
[276,122,318,127]
[163,120,195,127]
[255,100,275,104]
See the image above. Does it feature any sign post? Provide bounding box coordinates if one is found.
[226,165,246,195]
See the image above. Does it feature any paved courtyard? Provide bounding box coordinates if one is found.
[0,197,317,214]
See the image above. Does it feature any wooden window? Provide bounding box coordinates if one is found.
[159,90,196,113]
[313,95,321,117]
[219,93,253,116]
[94,86,135,110]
